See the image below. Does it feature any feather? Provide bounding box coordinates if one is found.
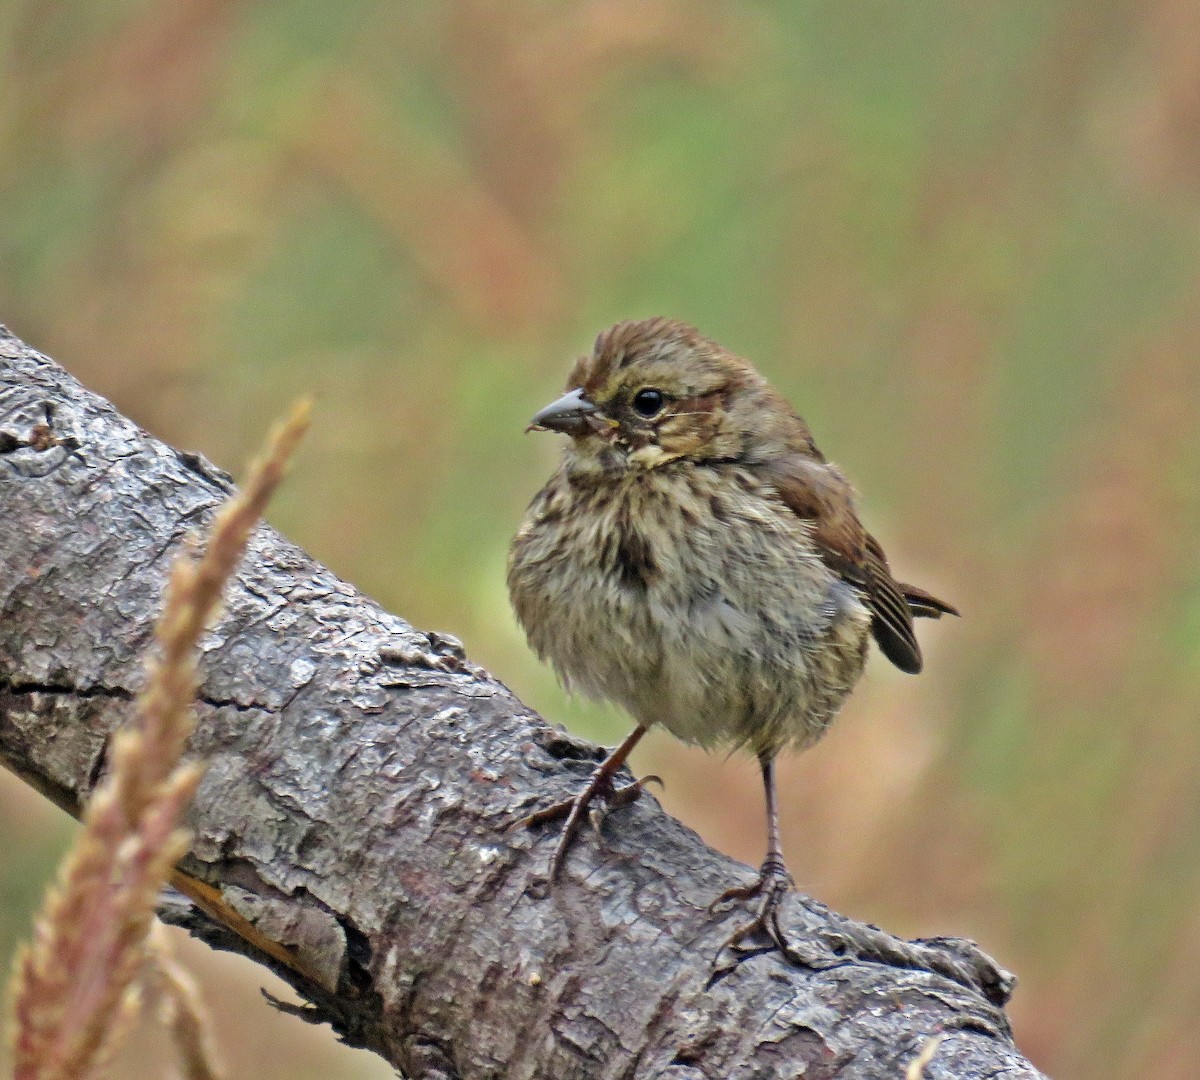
[898,581,959,619]
[757,455,956,675]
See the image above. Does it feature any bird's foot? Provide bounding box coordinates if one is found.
[514,768,662,883]
[707,857,801,978]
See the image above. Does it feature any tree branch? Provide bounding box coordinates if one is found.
[0,327,1044,1079]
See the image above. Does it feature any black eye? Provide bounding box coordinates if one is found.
[632,388,665,418]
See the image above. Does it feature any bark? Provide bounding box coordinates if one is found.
[0,326,1045,1079]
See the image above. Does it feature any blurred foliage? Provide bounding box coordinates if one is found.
[2,2,1200,1077]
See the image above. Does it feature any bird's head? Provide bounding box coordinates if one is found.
[527,318,809,474]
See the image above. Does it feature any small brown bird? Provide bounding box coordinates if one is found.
[507,318,956,963]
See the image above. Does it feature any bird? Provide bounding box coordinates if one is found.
[506,317,956,965]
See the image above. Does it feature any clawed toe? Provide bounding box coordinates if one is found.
[709,857,793,910]
[709,860,798,974]
[537,776,649,880]
[585,776,656,834]
[607,773,662,809]
[512,728,657,881]
[511,798,575,831]
[707,876,766,914]
[515,776,650,835]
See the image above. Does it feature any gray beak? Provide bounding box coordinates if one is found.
[527,387,597,436]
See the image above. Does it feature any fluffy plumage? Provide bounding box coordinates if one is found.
[508,317,956,963]
[509,317,953,751]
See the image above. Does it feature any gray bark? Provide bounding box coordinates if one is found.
[0,326,1045,1079]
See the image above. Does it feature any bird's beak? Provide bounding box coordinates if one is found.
[526,387,597,436]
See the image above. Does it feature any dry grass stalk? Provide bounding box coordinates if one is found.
[905,1034,945,1080]
[145,926,223,1080]
[8,401,311,1080]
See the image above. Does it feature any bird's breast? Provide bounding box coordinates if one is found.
[507,464,871,752]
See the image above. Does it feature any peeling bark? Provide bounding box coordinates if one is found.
[0,328,1046,1079]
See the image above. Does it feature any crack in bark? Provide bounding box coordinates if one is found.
[0,677,266,716]
[0,677,134,701]
[196,694,274,714]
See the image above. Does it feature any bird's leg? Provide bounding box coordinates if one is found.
[516,724,658,881]
[709,752,797,965]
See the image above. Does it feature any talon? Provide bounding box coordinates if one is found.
[705,940,777,989]
[510,795,581,831]
[510,726,652,881]
[708,857,790,913]
[707,877,762,914]
[606,773,661,809]
[709,858,797,970]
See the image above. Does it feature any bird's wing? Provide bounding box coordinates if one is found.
[757,455,954,675]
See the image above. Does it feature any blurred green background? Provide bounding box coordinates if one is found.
[3,1,1200,1077]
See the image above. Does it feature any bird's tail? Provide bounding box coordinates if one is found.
[898,582,959,619]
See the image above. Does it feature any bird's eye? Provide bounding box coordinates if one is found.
[632,388,665,418]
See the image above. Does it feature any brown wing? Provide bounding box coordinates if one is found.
[758,455,955,674]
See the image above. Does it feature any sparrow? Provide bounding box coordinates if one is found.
[507,317,956,965]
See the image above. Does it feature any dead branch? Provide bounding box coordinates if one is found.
[0,327,1044,1079]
